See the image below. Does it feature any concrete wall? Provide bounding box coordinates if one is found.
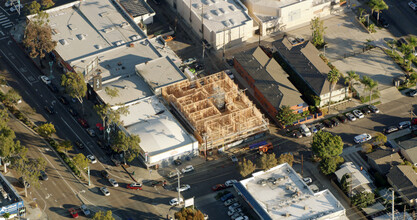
[319,87,348,107]
[142,140,199,167]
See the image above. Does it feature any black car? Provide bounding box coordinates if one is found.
[48,84,59,93]
[68,107,78,116]
[330,118,340,127]
[194,63,204,71]
[368,105,380,113]
[383,126,399,134]
[173,159,182,166]
[75,140,85,149]
[316,123,325,130]
[407,90,417,97]
[292,130,302,138]
[226,58,234,67]
[40,170,48,180]
[323,119,334,128]
[372,12,389,28]
[101,170,109,179]
[361,106,371,115]
[96,140,105,149]
[337,114,347,123]
[44,106,55,114]
[59,96,69,105]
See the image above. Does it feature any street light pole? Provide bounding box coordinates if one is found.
[88,165,91,186]
[176,168,181,205]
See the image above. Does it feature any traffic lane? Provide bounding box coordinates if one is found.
[384,0,417,37]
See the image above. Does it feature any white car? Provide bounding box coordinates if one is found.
[86,128,96,137]
[228,207,242,216]
[183,58,197,65]
[303,177,312,185]
[176,184,190,192]
[231,212,244,220]
[181,165,194,174]
[169,197,183,206]
[352,110,364,119]
[40,76,51,85]
[398,121,411,129]
[5,0,16,7]
[100,187,110,196]
[87,155,97,164]
[225,180,238,187]
[9,4,22,12]
[228,203,241,211]
[80,204,91,216]
[224,198,237,206]
[235,216,249,220]
[354,133,372,144]
[409,1,417,10]
[230,155,238,163]
[108,178,118,187]
[345,113,356,121]
[225,70,234,79]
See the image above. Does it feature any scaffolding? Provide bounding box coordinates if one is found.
[161,71,269,151]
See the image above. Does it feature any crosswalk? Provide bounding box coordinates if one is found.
[0,13,13,30]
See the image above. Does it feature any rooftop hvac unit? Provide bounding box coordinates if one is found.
[68,24,77,30]
[131,35,139,40]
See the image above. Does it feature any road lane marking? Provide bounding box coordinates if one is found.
[0,48,32,85]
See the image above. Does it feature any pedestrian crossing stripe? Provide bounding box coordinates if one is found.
[1,22,12,26]
[0,15,5,19]
[3,25,12,29]
[0,17,8,22]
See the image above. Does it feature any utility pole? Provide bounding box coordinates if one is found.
[392,189,395,220]
[176,168,181,205]
[88,166,91,186]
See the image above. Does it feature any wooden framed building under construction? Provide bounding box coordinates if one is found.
[161,71,269,154]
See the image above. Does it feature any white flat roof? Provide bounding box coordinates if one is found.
[135,57,187,92]
[188,0,252,33]
[249,0,304,9]
[121,96,195,156]
[42,0,145,62]
[240,163,345,219]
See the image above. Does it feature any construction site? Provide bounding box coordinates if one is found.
[161,71,269,155]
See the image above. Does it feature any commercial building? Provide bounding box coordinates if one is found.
[119,96,198,168]
[243,0,341,36]
[165,0,254,50]
[234,163,346,219]
[162,71,269,153]
[234,46,307,124]
[0,173,25,218]
[117,0,156,25]
[273,37,348,107]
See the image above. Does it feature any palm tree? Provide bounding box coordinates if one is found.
[360,75,371,102]
[344,71,359,95]
[327,69,340,113]
[369,0,388,23]
[367,79,378,105]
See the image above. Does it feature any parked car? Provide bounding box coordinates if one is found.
[181,165,194,173]
[96,140,105,149]
[150,180,166,187]
[228,203,241,211]
[212,184,227,191]
[398,121,411,129]
[40,170,48,181]
[108,178,118,187]
[303,177,312,185]
[225,70,235,79]
[127,182,142,190]
[48,84,59,93]
[80,204,90,216]
[220,193,235,202]
[346,113,356,121]
[169,197,183,206]
[177,184,191,192]
[292,130,302,138]
[231,212,244,220]
[368,105,380,113]
[77,118,89,128]
[330,118,340,127]
[59,96,69,105]
[372,11,389,27]
[87,154,97,164]
[228,208,242,216]
[86,128,96,137]
[101,170,109,179]
[224,198,237,206]
[309,125,318,134]
[409,1,417,10]
[225,179,238,187]
[68,107,78,116]
[40,75,51,84]
[384,126,399,134]
[183,58,197,65]
[173,159,182,166]
[163,35,175,42]
[337,114,347,123]
[5,0,16,7]
[167,171,179,179]
[100,187,110,196]
[353,110,364,119]
[323,119,334,128]
[361,106,371,115]
[75,140,84,149]
[300,124,311,137]
[44,106,55,114]
[316,123,325,130]
[408,90,417,97]
[235,216,249,220]
[68,208,79,218]
[397,38,409,47]
[230,155,238,163]
[354,133,372,144]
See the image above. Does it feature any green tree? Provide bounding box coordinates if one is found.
[327,69,340,113]
[278,153,294,166]
[310,17,326,48]
[365,78,378,105]
[344,71,359,94]
[41,0,54,9]
[0,123,27,173]
[111,131,141,163]
[311,131,343,159]
[104,87,119,99]
[72,153,89,171]
[15,157,46,197]
[257,153,278,170]
[92,210,115,220]
[340,173,351,194]
[94,103,110,135]
[387,40,397,53]
[238,158,256,177]
[107,104,129,126]
[361,143,373,153]
[373,132,387,146]
[351,192,375,208]
[409,36,417,54]
[5,89,22,105]
[319,156,344,175]
[36,123,56,138]
[25,1,41,16]
[276,106,298,127]
[61,72,87,115]
[369,0,388,23]
[174,207,205,220]
[57,140,73,154]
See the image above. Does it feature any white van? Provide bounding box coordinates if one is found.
[300,124,312,137]
[354,133,372,144]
